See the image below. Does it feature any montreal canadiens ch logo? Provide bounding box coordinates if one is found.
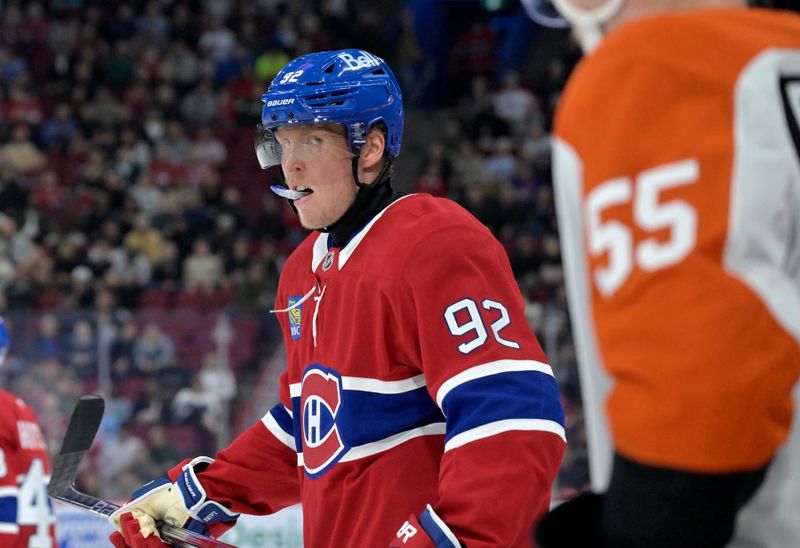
[300,365,348,478]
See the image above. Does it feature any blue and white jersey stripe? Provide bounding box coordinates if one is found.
[289,375,445,461]
[265,361,563,466]
[0,486,18,532]
[436,359,566,451]
[262,404,299,452]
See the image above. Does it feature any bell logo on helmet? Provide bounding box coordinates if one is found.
[267,98,295,107]
[338,51,381,71]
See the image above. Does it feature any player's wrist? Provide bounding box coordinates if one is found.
[174,456,240,530]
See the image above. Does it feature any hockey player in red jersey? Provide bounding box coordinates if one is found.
[0,318,57,547]
[108,49,566,548]
[524,1,800,547]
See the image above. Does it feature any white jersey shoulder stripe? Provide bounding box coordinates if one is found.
[261,412,296,451]
[444,418,566,452]
[311,232,330,272]
[290,374,427,398]
[296,422,445,467]
[435,359,553,408]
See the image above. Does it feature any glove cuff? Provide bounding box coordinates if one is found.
[176,456,239,526]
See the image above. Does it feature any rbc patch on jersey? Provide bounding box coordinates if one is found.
[288,296,303,340]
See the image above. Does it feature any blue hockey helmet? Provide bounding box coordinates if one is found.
[256,49,404,169]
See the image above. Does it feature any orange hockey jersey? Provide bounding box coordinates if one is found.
[553,7,800,477]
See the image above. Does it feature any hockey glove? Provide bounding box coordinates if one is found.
[111,512,170,548]
[109,457,239,546]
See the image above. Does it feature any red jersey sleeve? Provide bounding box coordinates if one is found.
[398,214,566,546]
[189,370,301,515]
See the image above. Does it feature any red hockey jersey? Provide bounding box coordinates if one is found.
[0,390,56,547]
[194,194,565,547]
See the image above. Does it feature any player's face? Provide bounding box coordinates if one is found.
[276,124,359,230]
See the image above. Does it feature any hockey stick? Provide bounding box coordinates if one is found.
[48,395,236,548]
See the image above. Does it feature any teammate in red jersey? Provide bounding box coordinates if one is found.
[524,1,800,547]
[0,318,57,548]
[108,49,566,548]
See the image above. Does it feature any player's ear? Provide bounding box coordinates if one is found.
[359,128,386,170]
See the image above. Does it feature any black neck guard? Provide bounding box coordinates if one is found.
[322,158,399,247]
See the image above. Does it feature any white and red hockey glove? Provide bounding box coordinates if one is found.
[389,505,462,548]
[109,457,239,547]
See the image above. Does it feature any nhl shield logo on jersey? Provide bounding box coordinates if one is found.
[322,249,335,271]
[287,295,303,340]
[300,365,349,478]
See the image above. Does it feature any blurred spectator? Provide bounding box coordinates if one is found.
[65,319,97,380]
[154,120,192,167]
[131,378,171,426]
[180,79,218,128]
[146,424,180,471]
[103,40,136,90]
[67,265,96,309]
[151,239,182,290]
[482,136,518,185]
[33,313,62,361]
[32,170,67,215]
[198,15,236,62]
[492,70,539,136]
[129,175,163,218]
[189,126,228,168]
[4,85,43,126]
[520,118,552,174]
[132,322,174,374]
[111,318,138,380]
[159,41,202,93]
[198,351,236,406]
[40,102,78,152]
[232,260,273,312]
[135,1,171,46]
[183,238,223,292]
[172,375,220,430]
[101,423,147,479]
[0,124,46,173]
[410,161,448,197]
[450,139,485,193]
